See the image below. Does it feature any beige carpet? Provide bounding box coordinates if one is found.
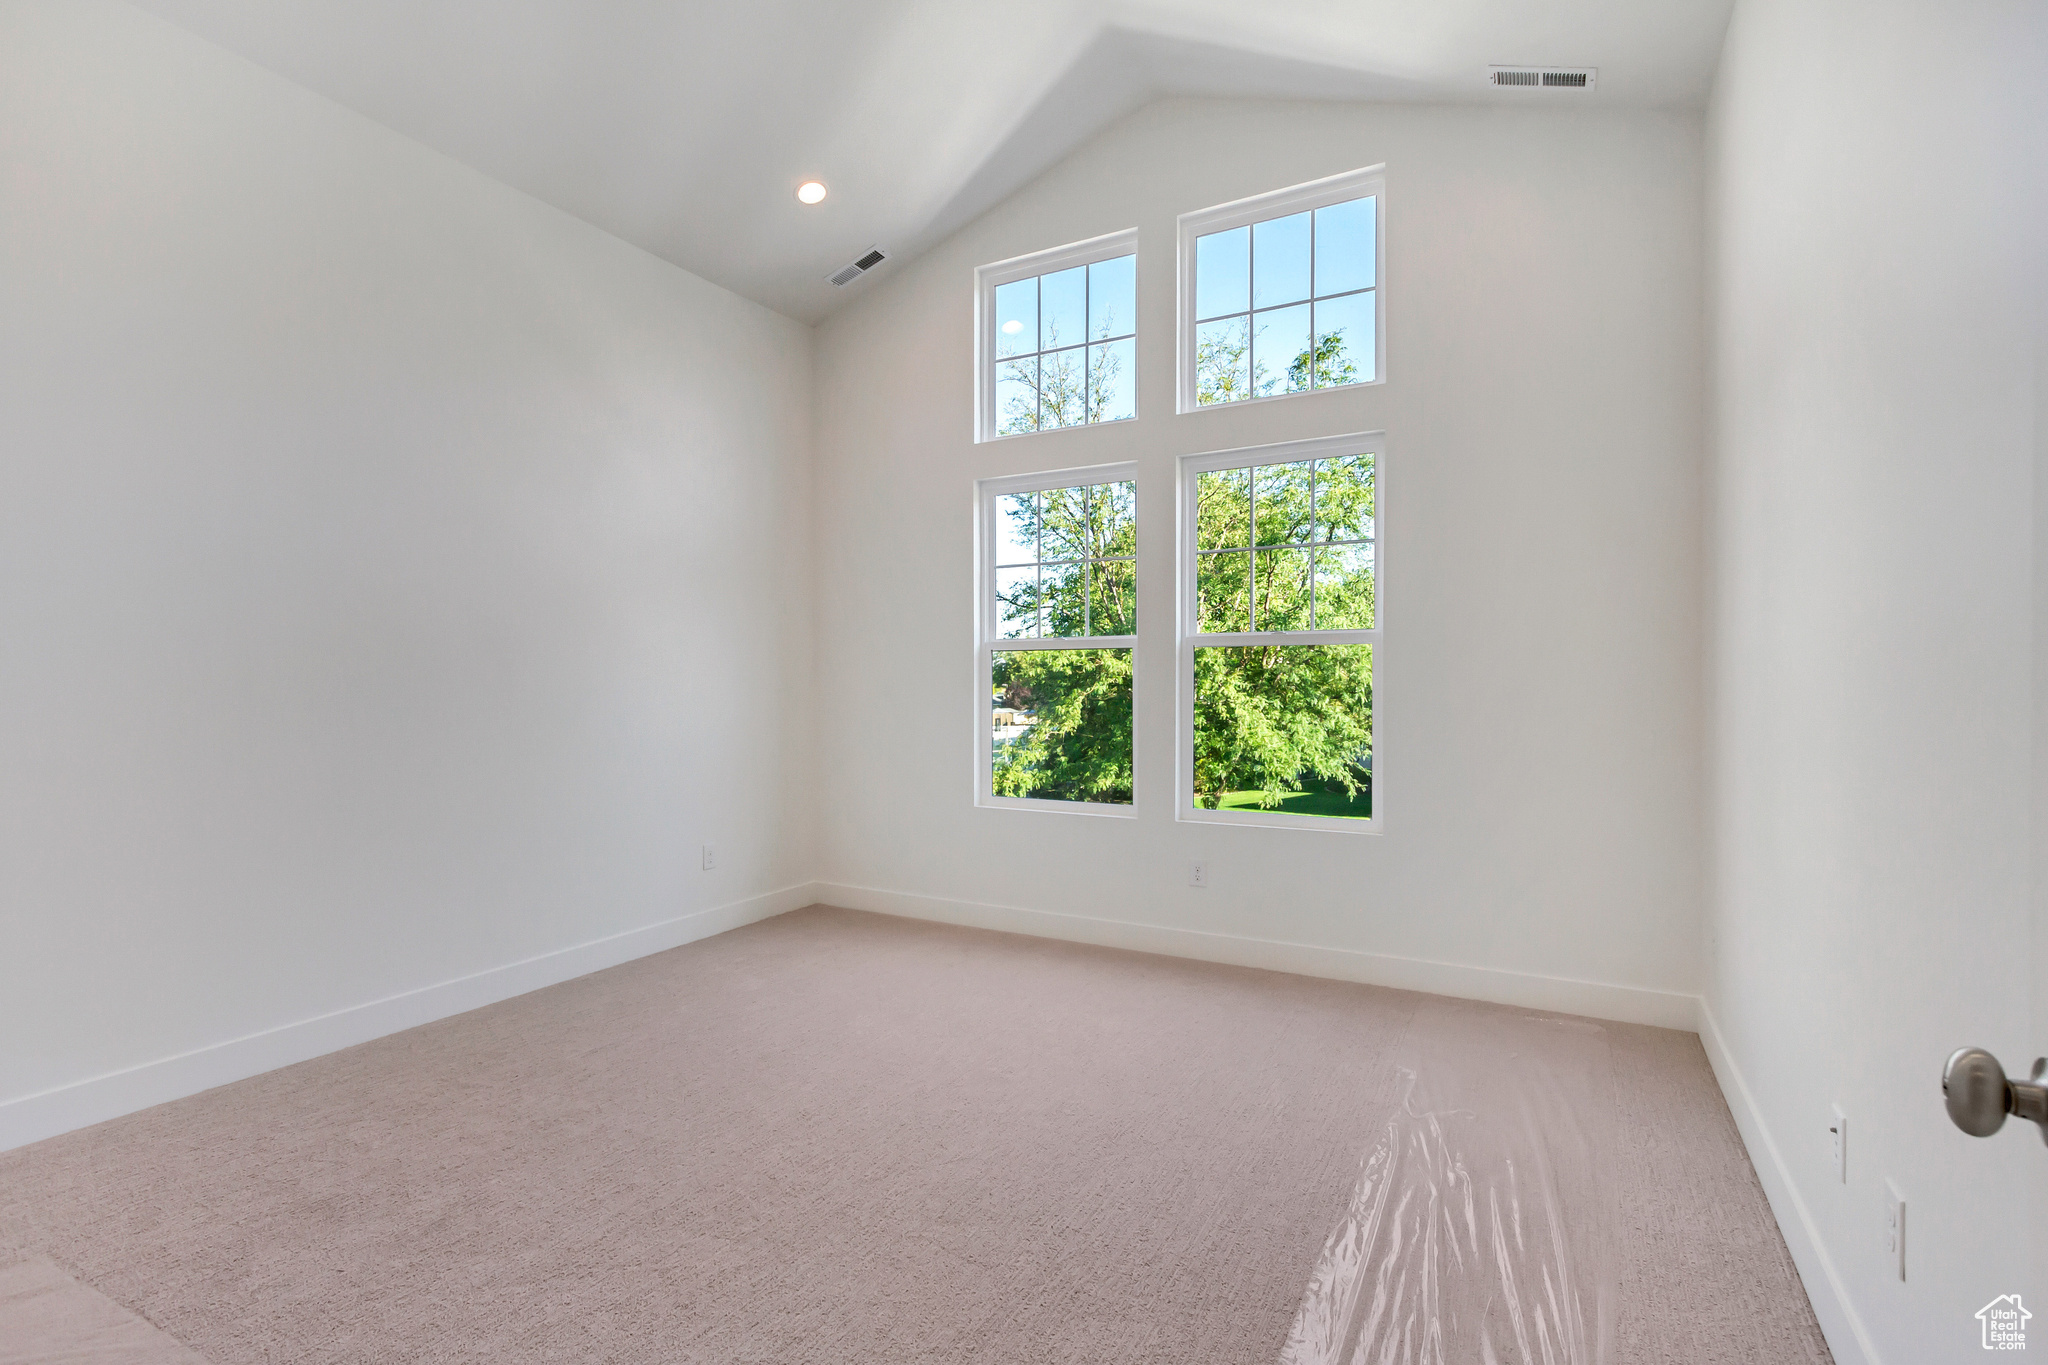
[0,1255,209,1364]
[0,906,1830,1363]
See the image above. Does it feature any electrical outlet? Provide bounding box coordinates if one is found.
[1829,1106,1847,1183]
[1188,861,1208,888]
[1884,1179,1905,1281]
[702,845,716,871]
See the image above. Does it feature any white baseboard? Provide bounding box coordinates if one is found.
[1697,1000,1879,1365]
[0,881,819,1154]
[817,881,1701,1030]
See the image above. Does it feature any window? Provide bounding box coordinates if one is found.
[978,465,1138,812]
[975,230,1138,443]
[1177,166,1383,413]
[1179,434,1380,829]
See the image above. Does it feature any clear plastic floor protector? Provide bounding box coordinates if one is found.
[1278,998,1619,1365]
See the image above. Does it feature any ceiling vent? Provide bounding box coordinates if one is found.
[1488,66,1598,91]
[827,247,888,287]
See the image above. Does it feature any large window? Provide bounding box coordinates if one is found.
[1177,167,1383,413]
[1180,434,1380,829]
[975,230,1138,443]
[978,465,1138,812]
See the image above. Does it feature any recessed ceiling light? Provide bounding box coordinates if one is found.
[1001,320,1024,336]
[796,181,827,205]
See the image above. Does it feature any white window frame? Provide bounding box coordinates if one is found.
[974,228,1141,444]
[1175,165,1386,415]
[975,461,1141,817]
[1177,432,1383,833]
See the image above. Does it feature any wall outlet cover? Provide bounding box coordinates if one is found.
[1884,1178,1905,1282]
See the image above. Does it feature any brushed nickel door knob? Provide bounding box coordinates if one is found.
[1945,1047,2048,1144]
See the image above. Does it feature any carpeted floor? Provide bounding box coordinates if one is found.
[0,906,1831,1363]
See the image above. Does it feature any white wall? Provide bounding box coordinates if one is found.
[812,97,1708,1022]
[1704,1,2048,1360]
[0,0,816,1146]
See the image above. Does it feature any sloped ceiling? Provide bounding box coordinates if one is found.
[131,0,1733,323]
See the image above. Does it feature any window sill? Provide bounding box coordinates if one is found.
[977,796,1139,819]
[1178,806,1380,834]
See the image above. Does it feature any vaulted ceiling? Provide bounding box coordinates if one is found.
[133,0,1734,322]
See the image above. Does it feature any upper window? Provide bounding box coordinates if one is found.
[975,229,1138,443]
[977,465,1138,812]
[1177,166,1383,413]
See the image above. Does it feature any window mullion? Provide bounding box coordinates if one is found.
[1081,269,1091,424]
[987,635,1138,652]
[1033,277,1043,430]
[1081,486,1092,637]
[1308,462,1318,628]
[1190,629,1377,646]
[1307,204,1317,392]
[1247,470,1258,632]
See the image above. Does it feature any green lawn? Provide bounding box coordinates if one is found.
[1215,787,1371,819]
